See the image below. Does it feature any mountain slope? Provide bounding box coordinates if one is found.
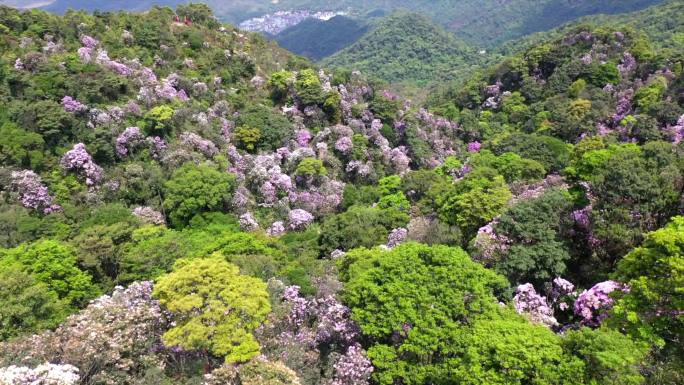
[322,12,484,85]
[274,15,369,61]
[24,0,667,48]
[495,0,684,58]
[38,0,184,14]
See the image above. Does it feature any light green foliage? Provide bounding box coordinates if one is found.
[470,150,546,183]
[295,158,327,177]
[610,216,684,356]
[153,257,271,363]
[119,226,190,283]
[0,240,98,307]
[435,168,512,237]
[434,155,462,176]
[340,243,517,385]
[569,78,587,98]
[294,69,323,106]
[452,312,585,385]
[144,105,175,133]
[163,163,236,227]
[268,70,294,102]
[635,76,667,112]
[0,266,67,340]
[233,126,262,152]
[562,327,649,385]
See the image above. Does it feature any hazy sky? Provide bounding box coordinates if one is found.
[0,0,55,8]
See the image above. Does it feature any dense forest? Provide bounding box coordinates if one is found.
[0,2,682,385]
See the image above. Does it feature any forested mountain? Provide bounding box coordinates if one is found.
[323,12,484,84]
[0,2,683,385]
[274,15,369,61]
[5,0,666,48]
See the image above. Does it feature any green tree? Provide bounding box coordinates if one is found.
[144,105,175,134]
[562,327,649,385]
[340,243,531,385]
[233,126,262,152]
[0,266,67,340]
[0,122,44,168]
[0,240,99,307]
[163,163,236,227]
[294,69,324,106]
[153,257,271,363]
[435,168,512,238]
[610,216,684,357]
[495,188,573,285]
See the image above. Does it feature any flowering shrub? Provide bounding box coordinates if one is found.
[132,206,165,225]
[574,280,629,326]
[10,170,61,214]
[0,282,168,385]
[513,283,557,327]
[60,143,103,187]
[115,127,144,157]
[60,96,87,113]
[288,209,314,230]
[0,363,80,385]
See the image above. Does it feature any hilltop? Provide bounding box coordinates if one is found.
[323,12,484,84]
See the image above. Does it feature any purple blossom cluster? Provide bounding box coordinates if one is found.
[467,141,482,153]
[296,129,313,147]
[513,283,558,327]
[80,35,99,49]
[574,280,629,326]
[472,219,510,264]
[61,96,87,113]
[612,89,634,125]
[387,228,408,248]
[267,221,286,237]
[132,206,166,225]
[288,209,314,230]
[617,52,637,76]
[330,344,373,385]
[179,132,218,157]
[335,136,353,154]
[10,170,61,214]
[239,212,260,231]
[115,126,144,157]
[60,143,104,187]
[389,146,410,175]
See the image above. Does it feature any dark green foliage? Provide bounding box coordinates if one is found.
[163,163,236,227]
[318,205,408,256]
[236,104,294,151]
[274,16,369,61]
[323,12,484,85]
[495,189,573,285]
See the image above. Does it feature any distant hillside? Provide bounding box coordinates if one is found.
[39,0,184,14]
[18,0,667,48]
[201,0,665,47]
[274,15,369,61]
[495,0,684,57]
[322,12,485,85]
